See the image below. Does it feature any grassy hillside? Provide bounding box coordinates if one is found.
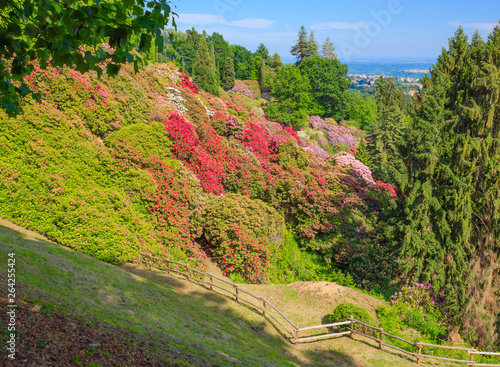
[1,218,433,367]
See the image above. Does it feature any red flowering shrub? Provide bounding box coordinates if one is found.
[109,139,208,270]
[284,126,300,141]
[158,113,225,195]
[213,224,269,283]
[179,71,198,94]
[376,180,398,197]
[238,122,273,161]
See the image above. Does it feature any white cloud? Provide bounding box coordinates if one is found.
[311,21,368,30]
[448,21,497,32]
[177,13,274,29]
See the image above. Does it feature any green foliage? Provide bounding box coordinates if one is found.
[321,37,337,60]
[231,45,254,80]
[198,193,285,282]
[107,122,172,162]
[0,104,171,264]
[277,140,310,170]
[290,26,312,64]
[255,43,269,61]
[0,0,173,116]
[369,77,407,184]
[222,55,235,90]
[299,56,350,120]
[193,36,220,97]
[355,139,372,167]
[348,91,377,131]
[330,303,375,332]
[396,24,500,349]
[264,65,319,127]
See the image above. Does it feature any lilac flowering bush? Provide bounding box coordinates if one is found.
[231,81,258,99]
[385,283,448,341]
[330,152,375,185]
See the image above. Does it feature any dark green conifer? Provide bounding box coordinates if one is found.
[290,26,310,64]
[355,139,372,167]
[368,77,407,184]
[193,36,220,97]
[222,55,235,90]
[397,25,500,348]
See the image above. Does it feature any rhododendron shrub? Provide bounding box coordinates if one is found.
[238,121,273,161]
[200,193,285,283]
[213,225,269,283]
[179,71,198,94]
[330,152,375,185]
[230,81,258,99]
[28,64,123,136]
[109,139,208,270]
[158,113,225,195]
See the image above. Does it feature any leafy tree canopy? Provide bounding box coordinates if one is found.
[0,0,175,116]
[298,56,350,120]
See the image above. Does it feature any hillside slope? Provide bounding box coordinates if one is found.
[0,218,426,367]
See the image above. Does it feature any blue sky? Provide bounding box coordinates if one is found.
[169,0,499,62]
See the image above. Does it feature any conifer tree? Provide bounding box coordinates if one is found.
[369,76,407,184]
[269,53,284,69]
[222,55,235,90]
[259,59,266,89]
[355,139,372,167]
[290,26,310,64]
[396,25,500,348]
[256,43,269,62]
[321,36,337,59]
[193,36,220,96]
[308,31,319,57]
[210,43,220,87]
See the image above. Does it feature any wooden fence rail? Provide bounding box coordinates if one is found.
[140,253,500,366]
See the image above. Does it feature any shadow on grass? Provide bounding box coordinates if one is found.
[0,219,360,366]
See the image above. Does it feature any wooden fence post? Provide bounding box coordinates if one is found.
[262,298,266,318]
[468,351,474,366]
[379,327,383,350]
[295,324,299,343]
[184,265,190,281]
[209,276,213,291]
[235,285,239,303]
[349,315,354,339]
[417,343,422,365]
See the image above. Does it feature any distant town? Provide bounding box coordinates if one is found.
[349,74,423,95]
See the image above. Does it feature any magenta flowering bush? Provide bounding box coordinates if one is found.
[388,283,449,340]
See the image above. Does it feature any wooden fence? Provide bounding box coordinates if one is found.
[140,253,500,366]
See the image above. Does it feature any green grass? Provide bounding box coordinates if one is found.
[0,220,306,366]
[1,219,462,367]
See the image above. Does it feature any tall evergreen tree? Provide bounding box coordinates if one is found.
[396,25,500,349]
[290,26,310,64]
[209,43,220,86]
[256,43,269,62]
[321,36,337,59]
[268,52,284,69]
[193,36,220,96]
[222,55,235,90]
[368,76,407,184]
[308,31,319,57]
[259,59,266,89]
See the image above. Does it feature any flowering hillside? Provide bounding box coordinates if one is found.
[0,62,396,287]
